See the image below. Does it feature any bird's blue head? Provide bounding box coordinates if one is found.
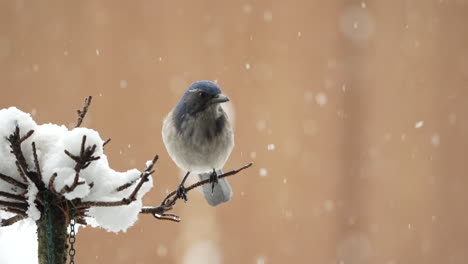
[175,80,229,115]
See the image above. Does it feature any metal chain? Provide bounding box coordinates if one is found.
[44,190,55,264]
[68,208,76,264]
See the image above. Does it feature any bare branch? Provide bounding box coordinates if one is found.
[15,161,28,182]
[0,200,28,211]
[128,155,158,201]
[78,155,159,208]
[103,138,111,147]
[115,155,158,192]
[48,173,58,194]
[115,180,136,192]
[140,162,253,222]
[0,215,25,227]
[19,129,34,144]
[161,163,253,208]
[0,207,27,216]
[61,135,100,194]
[8,127,32,173]
[75,96,92,128]
[0,191,26,201]
[0,173,27,189]
[7,126,44,189]
[140,206,180,222]
[32,142,42,180]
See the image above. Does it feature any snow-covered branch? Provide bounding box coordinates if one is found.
[0,96,252,232]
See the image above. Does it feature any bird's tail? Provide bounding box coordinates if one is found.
[198,170,232,206]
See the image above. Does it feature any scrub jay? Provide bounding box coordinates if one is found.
[162,80,234,206]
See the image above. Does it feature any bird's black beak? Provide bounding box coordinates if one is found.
[210,94,229,104]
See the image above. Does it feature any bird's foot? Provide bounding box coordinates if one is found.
[209,169,219,193]
[176,171,191,202]
[176,184,188,202]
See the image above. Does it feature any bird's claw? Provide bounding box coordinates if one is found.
[209,170,219,193]
[176,185,188,202]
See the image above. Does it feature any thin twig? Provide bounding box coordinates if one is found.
[0,215,25,226]
[32,142,42,180]
[115,180,136,192]
[103,138,111,147]
[19,129,34,144]
[7,126,44,189]
[140,162,253,222]
[0,191,26,201]
[48,173,58,194]
[0,173,27,189]
[128,155,158,201]
[61,135,100,193]
[162,163,253,207]
[0,200,28,211]
[2,207,27,216]
[77,155,158,208]
[75,96,92,128]
[15,161,28,183]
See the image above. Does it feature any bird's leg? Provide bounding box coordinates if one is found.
[176,172,190,202]
[209,168,219,193]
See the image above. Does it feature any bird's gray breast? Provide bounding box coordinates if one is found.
[162,105,234,173]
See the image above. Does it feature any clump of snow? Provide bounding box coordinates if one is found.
[26,182,40,221]
[0,107,153,233]
[0,212,38,264]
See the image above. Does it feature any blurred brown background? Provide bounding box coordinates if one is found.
[1,0,468,263]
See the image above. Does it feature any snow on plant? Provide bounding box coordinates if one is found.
[0,97,252,229]
[0,103,153,232]
[0,96,252,263]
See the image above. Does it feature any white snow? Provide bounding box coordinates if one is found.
[0,213,38,264]
[0,107,153,233]
[156,244,168,257]
[26,182,40,221]
[256,256,267,264]
[256,120,267,131]
[243,4,252,14]
[415,120,424,128]
[315,92,328,106]
[259,168,268,177]
[119,80,128,89]
[263,10,273,22]
[267,144,275,151]
[323,200,335,212]
[431,134,440,147]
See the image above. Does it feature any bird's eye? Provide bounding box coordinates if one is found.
[198,92,205,97]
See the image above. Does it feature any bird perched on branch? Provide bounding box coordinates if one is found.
[162,80,234,206]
